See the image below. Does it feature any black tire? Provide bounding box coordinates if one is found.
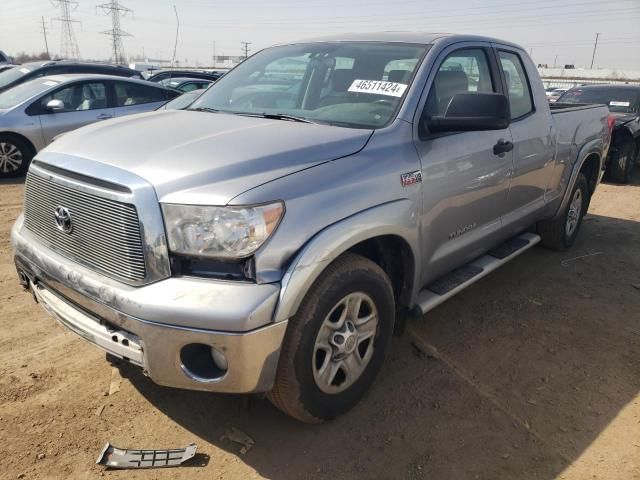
[538,173,589,250]
[0,134,34,178]
[268,253,395,423]
[606,138,636,184]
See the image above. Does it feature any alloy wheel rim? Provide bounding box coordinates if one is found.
[312,292,378,394]
[566,188,582,237]
[0,142,23,173]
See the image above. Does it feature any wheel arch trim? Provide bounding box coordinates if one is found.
[273,200,421,323]
[552,138,603,220]
[0,131,38,156]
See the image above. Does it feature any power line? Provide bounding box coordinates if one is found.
[52,0,81,60]
[97,0,132,65]
[41,16,51,58]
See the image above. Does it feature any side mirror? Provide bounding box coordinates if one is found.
[425,92,510,133]
[46,99,65,111]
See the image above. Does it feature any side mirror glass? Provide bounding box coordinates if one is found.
[425,92,511,133]
[46,99,65,111]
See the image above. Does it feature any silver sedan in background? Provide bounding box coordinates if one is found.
[0,74,179,177]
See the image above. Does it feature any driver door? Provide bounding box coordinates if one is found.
[414,45,514,285]
[38,81,113,144]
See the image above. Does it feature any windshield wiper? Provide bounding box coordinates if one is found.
[234,112,315,124]
[190,107,221,113]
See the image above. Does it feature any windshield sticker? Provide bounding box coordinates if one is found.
[348,79,408,97]
[609,101,630,107]
[20,68,31,74]
[43,81,59,86]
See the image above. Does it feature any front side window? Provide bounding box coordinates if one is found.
[498,51,533,119]
[424,48,495,117]
[40,82,108,112]
[189,42,429,129]
[114,82,168,106]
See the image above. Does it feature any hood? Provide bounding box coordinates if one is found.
[611,111,638,126]
[43,110,373,204]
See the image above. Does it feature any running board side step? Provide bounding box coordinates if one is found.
[414,232,541,315]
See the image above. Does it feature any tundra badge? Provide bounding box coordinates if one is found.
[401,170,422,187]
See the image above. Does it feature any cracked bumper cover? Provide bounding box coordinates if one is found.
[11,215,288,394]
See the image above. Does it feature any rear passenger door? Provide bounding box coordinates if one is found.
[37,80,114,144]
[111,81,175,116]
[495,47,555,231]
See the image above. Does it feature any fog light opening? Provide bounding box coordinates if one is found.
[180,343,228,382]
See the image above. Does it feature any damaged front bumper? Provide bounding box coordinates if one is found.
[11,215,288,394]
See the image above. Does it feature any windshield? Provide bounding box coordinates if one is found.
[0,77,59,109]
[558,87,640,113]
[189,42,429,129]
[0,63,36,90]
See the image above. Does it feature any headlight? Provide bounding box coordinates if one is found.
[162,202,284,259]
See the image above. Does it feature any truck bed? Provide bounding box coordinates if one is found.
[549,102,609,164]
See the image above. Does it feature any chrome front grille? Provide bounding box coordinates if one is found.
[23,171,147,283]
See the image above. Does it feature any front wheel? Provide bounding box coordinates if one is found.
[268,253,395,423]
[538,173,589,250]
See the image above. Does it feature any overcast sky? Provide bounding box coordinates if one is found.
[1,0,639,70]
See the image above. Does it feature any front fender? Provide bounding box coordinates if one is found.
[273,199,420,323]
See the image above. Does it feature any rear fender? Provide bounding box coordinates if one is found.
[550,137,603,220]
[273,200,420,323]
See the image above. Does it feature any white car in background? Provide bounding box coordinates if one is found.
[0,74,179,177]
[548,88,569,103]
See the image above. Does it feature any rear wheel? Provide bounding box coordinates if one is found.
[268,253,395,423]
[538,173,589,250]
[607,138,636,184]
[0,135,34,178]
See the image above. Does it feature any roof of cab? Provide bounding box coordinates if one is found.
[284,32,524,50]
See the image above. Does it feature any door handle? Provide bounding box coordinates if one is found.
[97,113,112,120]
[493,139,514,156]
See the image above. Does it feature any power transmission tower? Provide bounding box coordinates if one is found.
[52,0,81,60]
[98,0,132,65]
[41,16,51,59]
[241,41,251,59]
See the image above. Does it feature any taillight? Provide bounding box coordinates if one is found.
[607,114,615,132]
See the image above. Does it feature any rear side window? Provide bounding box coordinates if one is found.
[498,51,533,119]
[114,82,169,106]
[425,48,495,117]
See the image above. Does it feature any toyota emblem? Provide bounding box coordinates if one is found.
[54,206,73,234]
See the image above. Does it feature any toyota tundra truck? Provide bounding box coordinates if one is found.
[11,33,612,423]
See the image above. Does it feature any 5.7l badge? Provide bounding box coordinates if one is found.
[401,170,422,187]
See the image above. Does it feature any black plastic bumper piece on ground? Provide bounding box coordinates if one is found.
[96,442,198,469]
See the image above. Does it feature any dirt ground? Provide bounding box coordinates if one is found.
[0,170,639,480]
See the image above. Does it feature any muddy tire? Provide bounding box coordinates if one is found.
[0,134,34,178]
[538,173,589,250]
[607,138,636,184]
[267,253,395,423]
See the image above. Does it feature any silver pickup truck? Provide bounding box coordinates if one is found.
[12,33,612,423]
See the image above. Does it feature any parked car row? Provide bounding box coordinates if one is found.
[0,74,180,175]
[0,60,226,176]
